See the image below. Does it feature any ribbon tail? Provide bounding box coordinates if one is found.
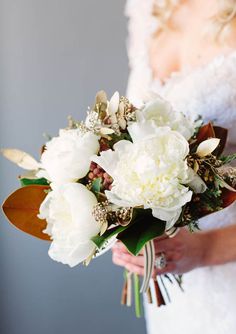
[154,278,166,307]
[140,240,155,293]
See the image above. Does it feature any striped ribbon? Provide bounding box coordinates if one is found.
[140,240,155,293]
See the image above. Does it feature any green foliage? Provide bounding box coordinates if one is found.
[91,208,166,256]
[187,220,200,233]
[133,273,142,318]
[109,131,132,148]
[91,224,128,249]
[117,209,166,256]
[201,186,222,207]
[220,153,236,165]
[20,177,49,187]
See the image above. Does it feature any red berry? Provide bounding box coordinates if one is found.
[90,162,96,171]
[93,168,99,175]
[88,172,94,179]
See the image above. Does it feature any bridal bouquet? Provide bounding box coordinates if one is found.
[2,91,236,317]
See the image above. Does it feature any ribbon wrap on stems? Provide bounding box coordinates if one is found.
[140,227,179,293]
[140,240,155,293]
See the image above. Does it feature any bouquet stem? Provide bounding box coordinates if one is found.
[121,270,132,307]
[121,271,128,305]
[133,273,142,318]
[127,272,132,306]
[146,286,153,304]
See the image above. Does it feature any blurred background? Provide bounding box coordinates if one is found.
[0,1,146,333]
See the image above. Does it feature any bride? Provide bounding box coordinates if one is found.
[112,0,236,333]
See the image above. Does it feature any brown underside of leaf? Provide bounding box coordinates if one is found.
[2,185,51,241]
[192,188,236,220]
[196,123,215,143]
[221,189,236,208]
[196,123,228,157]
[213,126,228,156]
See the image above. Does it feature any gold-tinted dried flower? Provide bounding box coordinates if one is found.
[116,207,133,226]
[92,201,109,225]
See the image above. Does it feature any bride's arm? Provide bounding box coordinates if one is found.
[112,224,236,275]
[204,224,236,266]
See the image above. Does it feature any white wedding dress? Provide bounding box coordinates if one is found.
[126,1,236,333]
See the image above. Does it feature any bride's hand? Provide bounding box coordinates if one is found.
[112,229,209,275]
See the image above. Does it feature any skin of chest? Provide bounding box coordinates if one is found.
[149,0,236,82]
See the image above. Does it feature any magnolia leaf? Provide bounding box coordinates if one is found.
[213,126,228,156]
[108,91,119,116]
[117,209,166,256]
[196,138,220,157]
[91,224,128,249]
[1,148,39,170]
[196,123,215,143]
[221,189,236,208]
[92,208,166,254]
[2,185,51,241]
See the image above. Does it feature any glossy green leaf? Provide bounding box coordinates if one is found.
[20,177,49,187]
[134,273,142,318]
[117,209,166,256]
[91,224,128,249]
[220,153,236,165]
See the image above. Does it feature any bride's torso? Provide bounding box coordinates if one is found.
[126,3,236,332]
[126,0,236,231]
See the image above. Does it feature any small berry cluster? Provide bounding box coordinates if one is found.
[88,162,113,191]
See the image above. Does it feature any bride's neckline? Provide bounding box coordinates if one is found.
[151,50,236,88]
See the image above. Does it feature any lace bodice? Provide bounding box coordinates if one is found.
[126,0,236,145]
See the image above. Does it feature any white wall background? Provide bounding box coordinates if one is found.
[0,1,146,333]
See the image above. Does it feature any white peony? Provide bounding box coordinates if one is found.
[37,129,100,186]
[136,97,195,140]
[92,121,192,229]
[38,183,101,267]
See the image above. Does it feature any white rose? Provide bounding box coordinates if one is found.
[38,183,100,267]
[137,96,195,140]
[92,121,192,229]
[37,129,100,186]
